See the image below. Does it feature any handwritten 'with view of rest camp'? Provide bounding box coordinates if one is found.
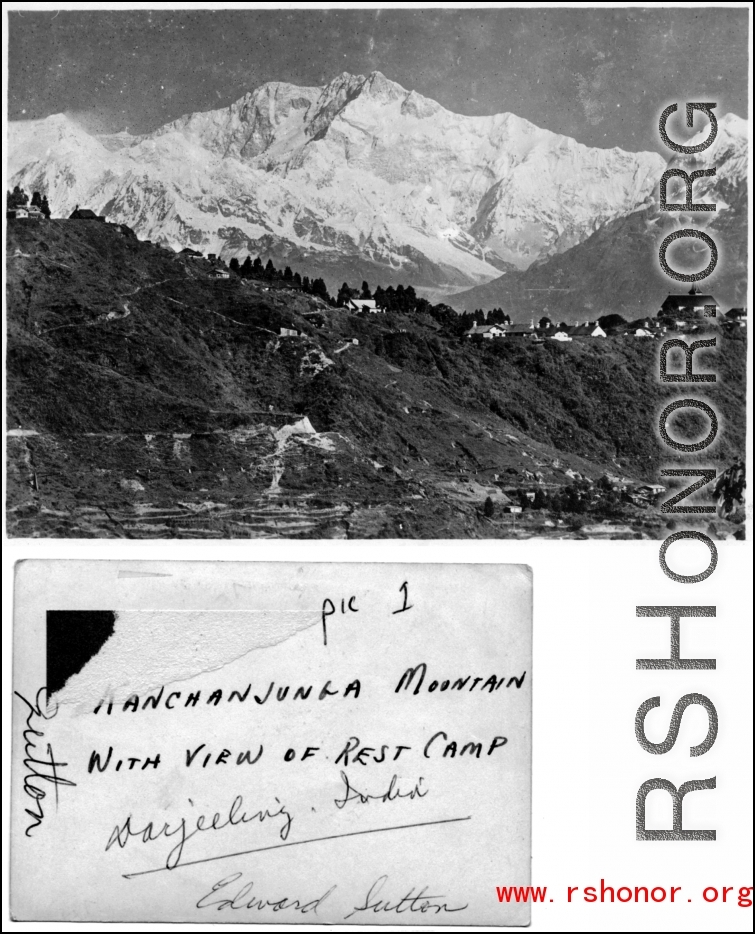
[11,560,532,925]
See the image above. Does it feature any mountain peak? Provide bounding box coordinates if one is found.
[8,70,718,293]
[354,71,412,105]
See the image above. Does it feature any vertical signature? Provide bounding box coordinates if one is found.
[14,687,76,836]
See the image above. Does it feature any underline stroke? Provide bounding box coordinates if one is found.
[123,814,471,879]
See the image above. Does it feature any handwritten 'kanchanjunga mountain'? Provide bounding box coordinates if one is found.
[448,113,749,316]
[8,71,665,295]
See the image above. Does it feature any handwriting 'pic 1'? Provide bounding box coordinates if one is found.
[10,561,533,925]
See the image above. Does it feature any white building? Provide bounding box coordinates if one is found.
[347,298,381,313]
[465,324,507,339]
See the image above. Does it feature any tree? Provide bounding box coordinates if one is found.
[538,316,553,330]
[483,496,495,518]
[253,256,264,275]
[264,258,276,279]
[40,196,51,218]
[311,277,330,301]
[598,313,627,332]
[7,185,29,210]
[337,282,353,306]
[31,191,42,207]
[241,256,253,277]
[283,266,293,281]
[361,280,372,299]
[459,311,474,334]
[229,257,240,273]
[373,285,386,309]
[293,271,302,287]
[302,276,311,293]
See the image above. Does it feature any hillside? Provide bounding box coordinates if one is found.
[6,220,747,539]
[7,71,664,297]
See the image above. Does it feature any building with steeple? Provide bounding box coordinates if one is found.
[660,286,719,318]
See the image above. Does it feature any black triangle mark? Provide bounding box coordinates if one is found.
[46,611,117,696]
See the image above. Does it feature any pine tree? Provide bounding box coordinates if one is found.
[293,272,302,287]
[264,259,276,279]
[253,256,264,275]
[31,191,42,207]
[302,276,311,293]
[283,266,293,281]
[229,257,240,273]
[40,196,51,218]
[361,280,371,299]
[311,277,329,300]
[8,185,29,209]
[337,282,352,306]
[241,256,253,277]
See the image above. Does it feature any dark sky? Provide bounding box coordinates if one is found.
[7,7,749,153]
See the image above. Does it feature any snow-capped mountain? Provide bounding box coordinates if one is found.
[447,112,748,317]
[8,71,667,292]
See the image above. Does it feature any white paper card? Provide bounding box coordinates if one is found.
[11,560,532,925]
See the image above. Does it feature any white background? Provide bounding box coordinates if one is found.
[3,2,752,929]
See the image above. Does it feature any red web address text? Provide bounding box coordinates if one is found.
[496,882,753,907]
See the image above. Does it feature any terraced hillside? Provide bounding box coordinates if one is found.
[6,219,747,538]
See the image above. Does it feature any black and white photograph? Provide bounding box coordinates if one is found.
[3,7,753,932]
[5,6,748,540]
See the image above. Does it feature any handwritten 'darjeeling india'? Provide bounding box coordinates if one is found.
[11,560,532,925]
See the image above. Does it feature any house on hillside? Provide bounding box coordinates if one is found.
[179,247,203,260]
[629,327,655,338]
[725,307,747,327]
[629,317,664,332]
[279,327,301,338]
[69,207,105,221]
[549,329,572,342]
[8,202,45,220]
[347,298,381,313]
[465,323,506,339]
[569,322,607,338]
[208,268,230,279]
[503,323,538,339]
[660,285,719,318]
